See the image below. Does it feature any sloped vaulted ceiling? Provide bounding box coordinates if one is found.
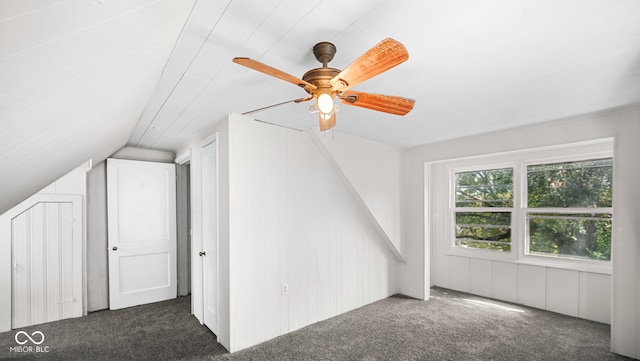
[0,0,195,214]
[129,0,640,151]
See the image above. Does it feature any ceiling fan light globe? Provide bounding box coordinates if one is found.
[317,93,334,114]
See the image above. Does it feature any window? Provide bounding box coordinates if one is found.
[454,168,513,252]
[526,158,613,261]
[444,140,614,269]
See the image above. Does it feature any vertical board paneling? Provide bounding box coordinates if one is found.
[285,129,305,333]
[46,204,61,322]
[491,261,517,303]
[61,203,75,318]
[417,110,639,356]
[517,264,546,309]
[227,115,399,352]
[10,199,81,329]
[30,204,46,325]
[436,254,611,323]
[430,164,450,289]
[12,210,30,328]
[449,256,470,292]
[314,130,404,257]
[469,259,492,298]
[579,272,611,324]
[546,268,579,317]
[427,138,614,324]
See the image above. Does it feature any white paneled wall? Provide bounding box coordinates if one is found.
[469,258,492,298]
[312,129,404,255]
[177,115,400,352]
[0,162,89,332]
[517,264,547,310]
[11,201,82,328]
[227,115,399,352]
[492,261,517,303]
[579,272,611,323]
[404,107,640,358]
[437,256,610,323]
[547,268,580,317]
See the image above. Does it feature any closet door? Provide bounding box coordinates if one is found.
[12,197,83,328]
[107,159,177,310]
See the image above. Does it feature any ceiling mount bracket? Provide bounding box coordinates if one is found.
[313,42,337,68]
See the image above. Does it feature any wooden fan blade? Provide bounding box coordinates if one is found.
[339,91,415,115]
[319,113,336,131]
[233,57,316,91]
[330,38,408,92]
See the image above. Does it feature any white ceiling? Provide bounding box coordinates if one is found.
[0,0,194,214]
[130,0,640,151]
[1,0,639,214]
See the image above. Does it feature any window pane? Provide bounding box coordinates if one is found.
[455,168,513,207]
[528,213,611,261]
[455,212,511,252]
[527,158,612,208]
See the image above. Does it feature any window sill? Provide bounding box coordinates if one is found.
[446,248,612,275]
[447,247,516,263]
[515,255,611,275]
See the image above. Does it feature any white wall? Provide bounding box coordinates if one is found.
[311,129,404,257]
[433,256,610,323]
[179,115,401,352]
[86,162,108,312]
[402,107,640,358]
[110,146,176,163]
[426,141,613,324]
[0,0,194,217]
[227,114,399,352]
[0,161,90,331]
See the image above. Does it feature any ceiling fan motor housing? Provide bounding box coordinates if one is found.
[302,67,340,95]
[303,41,342,96]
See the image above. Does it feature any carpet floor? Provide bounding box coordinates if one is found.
[0,287,632,361]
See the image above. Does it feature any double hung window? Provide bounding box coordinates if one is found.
[526,158,612,261]
[454,167,513,252]
[446,141,613,269]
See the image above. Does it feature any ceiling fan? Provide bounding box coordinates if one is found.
[232,38,415,131]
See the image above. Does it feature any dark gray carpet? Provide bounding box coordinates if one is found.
[0,296,226,360]
[0,288,631,361]
[210,287,630,361]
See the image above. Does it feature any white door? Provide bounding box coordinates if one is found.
[107,159,177,310]
[202,141,218,334]
[11,196,83,328]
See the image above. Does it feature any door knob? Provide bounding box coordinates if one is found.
[112,246,117,251]
[199,251,206,256]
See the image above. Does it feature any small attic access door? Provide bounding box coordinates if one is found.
[10,196,83,328]
[107,159,177,310]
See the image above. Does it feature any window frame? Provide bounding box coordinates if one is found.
[519,151,613,273]
[448,162,520,262]
[443,140,613,274]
